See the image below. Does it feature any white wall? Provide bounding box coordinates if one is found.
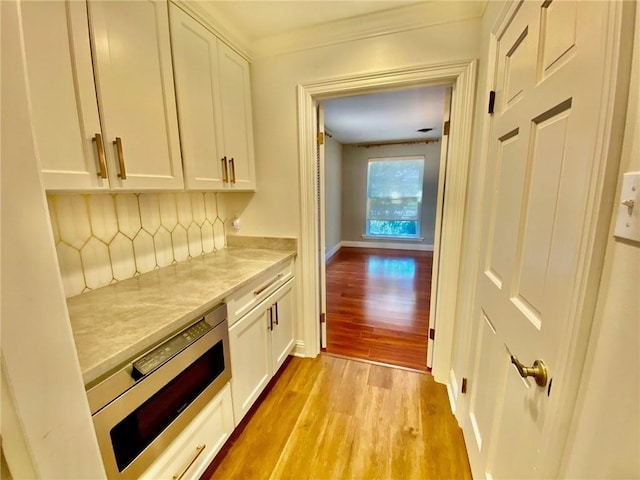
[341,142,440,247]
[324,134,342,257]
[561,4,639,476]
[245,18,481,239]
[247,16,481,349]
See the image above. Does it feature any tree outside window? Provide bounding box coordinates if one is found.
[366,156,424,238]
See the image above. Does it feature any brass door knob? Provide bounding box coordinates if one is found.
[510,355,548,387]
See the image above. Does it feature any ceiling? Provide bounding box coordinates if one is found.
[323,85,447,144]
[198,2,457,145]
[204,1,423,42]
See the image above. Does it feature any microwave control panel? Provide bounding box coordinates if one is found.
[132,320,211,379]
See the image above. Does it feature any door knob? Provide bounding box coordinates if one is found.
[510,356,548,387]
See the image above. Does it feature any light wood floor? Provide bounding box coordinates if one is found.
[207,355,471,480]
[326,248,432,371]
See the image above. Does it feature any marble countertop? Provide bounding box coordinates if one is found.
[67,242,295,386]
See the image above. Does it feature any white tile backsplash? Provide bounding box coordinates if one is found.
[110,233,136,281]
[56,195,91,249]
[88,195,118,243]
[81,237,112,289]
[115,194,141,238]
[48,192,228,298]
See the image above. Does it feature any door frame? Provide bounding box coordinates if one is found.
[454,1,635,476]
[297,60,477,384]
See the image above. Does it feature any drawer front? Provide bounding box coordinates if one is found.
[140,383,234,480]
[226,260,293,326]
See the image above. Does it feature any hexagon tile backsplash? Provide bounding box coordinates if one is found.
[47,192,227,298]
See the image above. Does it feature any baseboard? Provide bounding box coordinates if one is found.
[325,242,342,261]
[292,340,306,357]
[341,240,434,251]
[448,369,459,414]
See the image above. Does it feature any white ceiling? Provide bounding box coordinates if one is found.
[198,2,457,145]
[204,1,423,42]
[323,85,447,144]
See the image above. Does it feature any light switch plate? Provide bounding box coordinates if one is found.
[614,172,640,242]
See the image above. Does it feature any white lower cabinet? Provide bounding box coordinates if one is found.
[269,280,295,374]
[228,299,272,425]
[140,383,234,480]
[229,279,295,425]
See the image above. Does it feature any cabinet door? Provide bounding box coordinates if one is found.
[270,280,295,374]
[217,42,256,191]
[21,1,107,191]
[169,4,225,190]
[88,0,184,190]
[228,303,271,425]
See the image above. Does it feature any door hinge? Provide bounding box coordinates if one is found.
[320,312,326,323]
[461,377,468,394]
[488,90,496,114]
[429,328,435,340]
[317,132,324,145]
[443,120,450,136]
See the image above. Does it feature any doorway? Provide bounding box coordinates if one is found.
[318,86,449,370]
[296,60,477,384]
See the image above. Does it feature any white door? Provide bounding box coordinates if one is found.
[317,103,328,349]
[88,0,183,190]
[428,86,452,368]
[464,1,626,478]
[21,0,107,191]
[217,42,256,190]
[170,4,225,190]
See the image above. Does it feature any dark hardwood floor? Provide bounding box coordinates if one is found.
[325,247,432,371]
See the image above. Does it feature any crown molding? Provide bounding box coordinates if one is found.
[252,1,486,59]
[170,0,253,61]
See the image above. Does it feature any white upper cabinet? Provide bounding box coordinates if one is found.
[217,43,256,191]
[22,0,183,191]
[21,1,107,191]
[88,0,184,190]
[170,4,256,191]
[170,5,225,189]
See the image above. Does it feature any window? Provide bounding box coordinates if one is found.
[366,156,425,238]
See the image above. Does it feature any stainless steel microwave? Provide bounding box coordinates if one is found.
[87,304,231,479]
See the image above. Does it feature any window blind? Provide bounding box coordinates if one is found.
[366,157,424,237]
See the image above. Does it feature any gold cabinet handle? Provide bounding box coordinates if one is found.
[93,133,108,179]
[221,156,228,183]
[510,356,548,387]
[172,444,206,480]
[113,137,127,179]
[229,157,236,184]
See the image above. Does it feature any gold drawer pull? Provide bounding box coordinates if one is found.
[253,273,284,296]
[221,156,228,183]
[173,443,206,480]
[229,157,236,184]
[113,137,127,179]
[93,133,107,179]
